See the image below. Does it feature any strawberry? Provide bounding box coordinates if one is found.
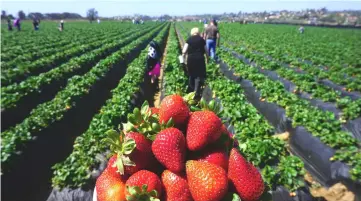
[124,132,154,175]
[192,146,228,171]
[125,170,162,200]
[104,130,154,177]
[159,95,190,128]
[161,170,193,201]
[105,155,122,178]
[152,128,186,172]
[96,169,126,201]
[186,160,228,201]
[228,148,265,201]
[186,111,222,151]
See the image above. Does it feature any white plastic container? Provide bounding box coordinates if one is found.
[93,187,97,201]
[179,55,185,64]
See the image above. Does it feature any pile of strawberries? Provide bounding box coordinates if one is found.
[95,94,265,201]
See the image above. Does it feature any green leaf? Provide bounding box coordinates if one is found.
[123,138,136,155]
[166,118,174,128]
[122,155,136,167]
[116,154,124,175]
[221,192,241,201]
[141,101,150,115]
[133,108,142,123]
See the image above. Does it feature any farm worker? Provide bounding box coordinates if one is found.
[7,17,13,31]
[204,19,220,60]
[59,20,64,31]
[299,26,304,34]
[33,19,39,30]
[182,27,209,101]
[146,41,162,84]
[14,18,21,31]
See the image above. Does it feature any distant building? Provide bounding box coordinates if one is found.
[345,16,358,25]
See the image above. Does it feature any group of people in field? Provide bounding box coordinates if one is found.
[6,17,65,31]
[6,17,21,31]
[146,19,220,101]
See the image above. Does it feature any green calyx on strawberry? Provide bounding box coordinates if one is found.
[103,130,136,175]
[125,170,162,201]
[123,101,173,141]
[182,92,197,106]
[198,99,224,117]
[123,101,159,135]
[103,130,155,176]
[126,184,160,201]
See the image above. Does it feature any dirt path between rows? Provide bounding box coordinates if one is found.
[154,28,171,107]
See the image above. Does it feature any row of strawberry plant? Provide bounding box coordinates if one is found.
[222,43,361,121]
[218,25,361,91]
[218,48,361,181]
[1,27,128,70]
[1,24,155,86]
[1,25,155,111]
[51,24,170,188]
[223,38,361,93]
[218,23,361,73]
[163,25,189,96]
[176,24,308,193]
[2,28,65,50]
[2,23,134,63]
[1,24,166,172]
[1,22,114,53]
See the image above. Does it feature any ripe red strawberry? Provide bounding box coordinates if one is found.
[152,128,186,172]
[186,111,222,151]
[159,95,190,128]
[161,170,193,201]
[186,160,228,201]
[124,132,154,175]
[192,146,228,171]
[228,148,265,201]
[96,169,126,201]
[125,170,162,200]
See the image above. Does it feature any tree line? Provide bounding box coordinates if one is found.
[1,9,98,21]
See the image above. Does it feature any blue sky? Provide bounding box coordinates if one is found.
[2,0,361,17]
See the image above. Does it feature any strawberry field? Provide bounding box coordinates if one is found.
[1,21,361,201]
